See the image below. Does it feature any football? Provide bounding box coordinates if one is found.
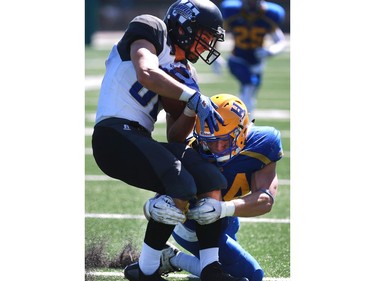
[160,62,197,120]
[160,96,186,120]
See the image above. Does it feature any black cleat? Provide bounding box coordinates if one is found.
[138,269,167,281]
[124,262,167,281]
[124,242,181,281]
[200,261,249,281]
[124,262,140,281]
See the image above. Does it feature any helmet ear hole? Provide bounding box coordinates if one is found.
[178,26,185,35]
[239,128,246,145]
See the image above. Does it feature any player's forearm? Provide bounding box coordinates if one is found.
[131,40,196,100]
[166,113,195,143]
[138,67,195,100]
[267,29,286,56]
[231,190,274,217]
[267,40,286,56]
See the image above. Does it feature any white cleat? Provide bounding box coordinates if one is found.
[158,242,182,275]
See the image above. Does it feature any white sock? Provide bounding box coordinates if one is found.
[171,251,201,277]
[139,242,161,275]
[199,247,219,270]
[240,84,258,113]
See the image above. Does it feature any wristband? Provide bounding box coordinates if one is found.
[183,106,196,117]
[220,201,235,218]
[260,188,274,204]
[179,87,196,102]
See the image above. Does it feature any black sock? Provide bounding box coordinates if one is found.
[196,218,222,249]
[144,219,175,250]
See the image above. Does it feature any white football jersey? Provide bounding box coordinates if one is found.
[95,15,176,132]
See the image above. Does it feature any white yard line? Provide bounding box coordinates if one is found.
[85,73,230,91]
[86,271,290,280]
[85,109,289,127]
[85,110,290,123]
[85,146,290,157]
[91,32,290,53]
[85,213,289,224]
[85,127,290,137]
[84,175,290,186]
[85,213,145,219]
[85,75,103,91]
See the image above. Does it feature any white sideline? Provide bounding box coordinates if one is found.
[85,109,290,124]
[86,271,290,280]
[84,175,290,186]
[84,127,291,137]
[85,213,290,224]
[84,147,290,157]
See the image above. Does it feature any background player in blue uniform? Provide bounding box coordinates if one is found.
[218,0,286,114]
[125,94,283,281]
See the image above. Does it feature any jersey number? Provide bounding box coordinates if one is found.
[223,173,250,201]
[233,26,266,49]
[129,81,159,120]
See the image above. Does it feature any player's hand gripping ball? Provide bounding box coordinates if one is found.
[160,63,200,119]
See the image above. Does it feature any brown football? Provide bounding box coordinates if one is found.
[160,96,187,120]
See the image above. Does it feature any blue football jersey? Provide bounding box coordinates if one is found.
[221,0,285,62]
[173,125,284,279]
[220,125,283,200]
[181,125,283,231]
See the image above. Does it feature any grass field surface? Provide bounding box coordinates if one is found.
[85,34,290,281]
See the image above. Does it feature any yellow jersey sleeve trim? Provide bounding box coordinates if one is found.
[239,150,272,165]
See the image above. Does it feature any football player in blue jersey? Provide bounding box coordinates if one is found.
[91,0,250,281]
[217,0,286,114]
[124,93,283,281]
[172,93,283,281]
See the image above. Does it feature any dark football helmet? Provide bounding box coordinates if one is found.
[164,0,225,65]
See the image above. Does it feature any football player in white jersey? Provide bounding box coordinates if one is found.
[92,1,248,281]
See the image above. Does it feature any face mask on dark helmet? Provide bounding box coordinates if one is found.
[164,0,225,64]
[243,0,262,10]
